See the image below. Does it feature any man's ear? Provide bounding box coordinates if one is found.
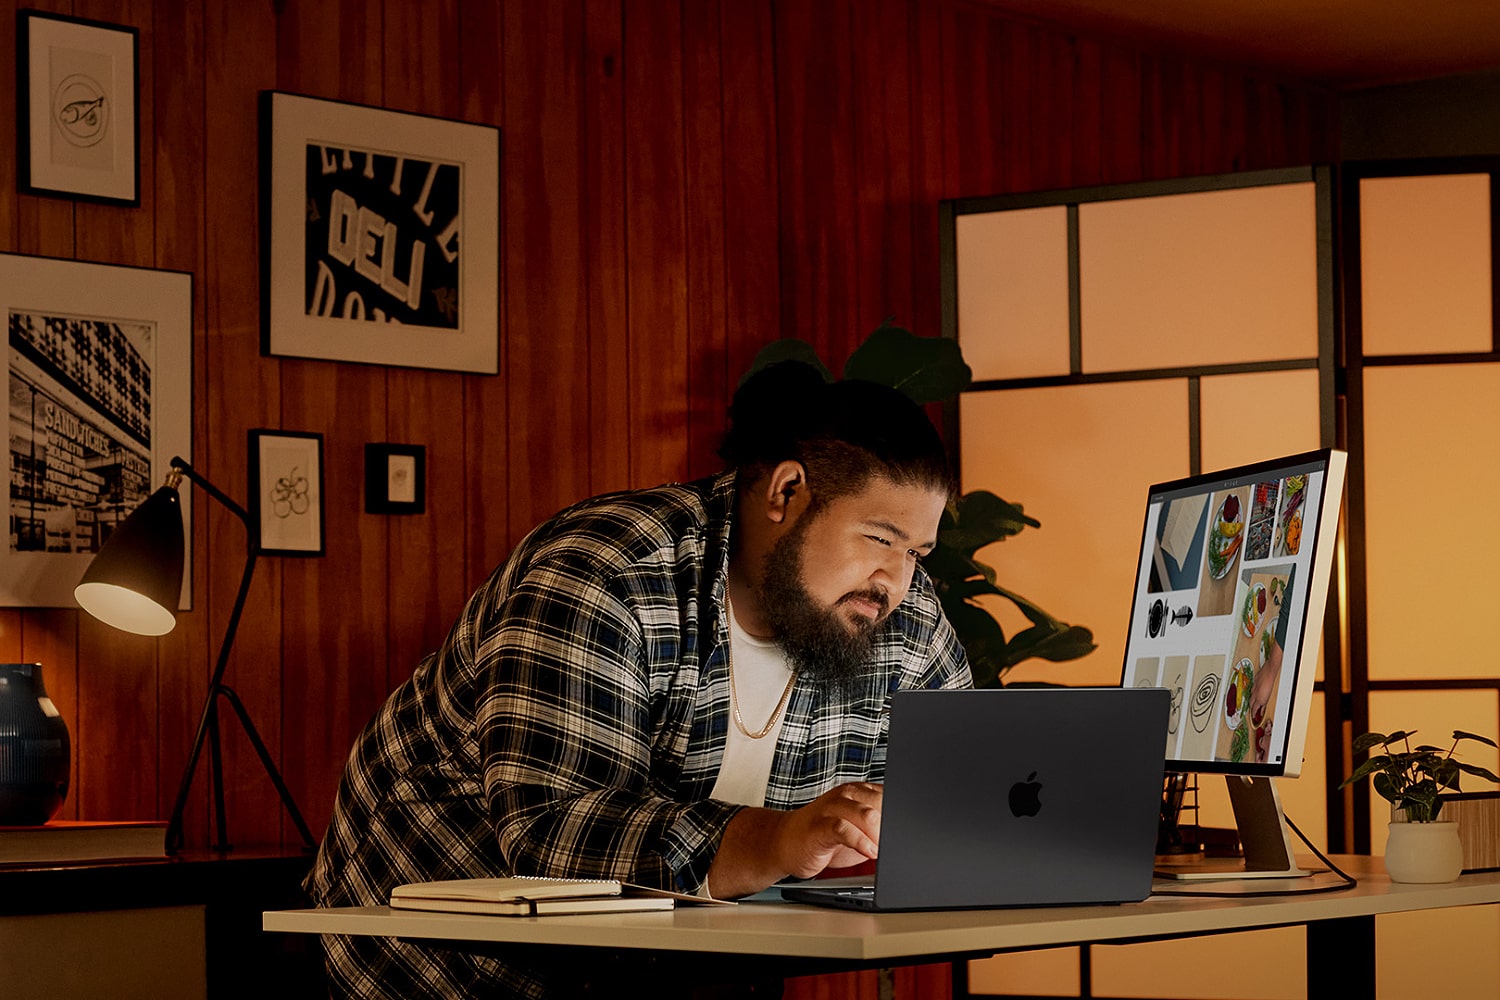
[764,460,807,524]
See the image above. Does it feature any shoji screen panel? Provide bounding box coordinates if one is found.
[955,206,1072,380]
[1078,183,1319,373]
[1362,364,1500,683]
[1360,174,1492,356]
[958,381,1188,688]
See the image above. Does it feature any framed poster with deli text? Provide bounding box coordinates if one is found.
[261,91,500,373]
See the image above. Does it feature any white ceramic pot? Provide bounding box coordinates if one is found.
[1384,818,1463,883]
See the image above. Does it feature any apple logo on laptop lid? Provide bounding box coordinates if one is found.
[1008,771,1043,818]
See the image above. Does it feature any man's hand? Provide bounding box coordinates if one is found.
[706,782,882,899]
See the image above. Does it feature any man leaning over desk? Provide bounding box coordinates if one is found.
[307,359,972,998]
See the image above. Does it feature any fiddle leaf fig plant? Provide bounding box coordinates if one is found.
[745,322,1096,687]
[1339,729,1500,822]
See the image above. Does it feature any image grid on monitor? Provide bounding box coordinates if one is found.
[1122,455,1331,774]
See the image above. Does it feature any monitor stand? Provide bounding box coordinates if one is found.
[1154,775,1311,880]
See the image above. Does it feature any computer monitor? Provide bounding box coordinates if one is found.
[1121,449,1347,878]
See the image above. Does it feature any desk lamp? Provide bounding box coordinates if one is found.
[75,455,316,853]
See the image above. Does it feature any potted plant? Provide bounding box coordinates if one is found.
[1339,729,1500,883]
[744,323,1096,688]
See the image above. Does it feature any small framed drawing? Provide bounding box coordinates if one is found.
[17,11,140,205]
[364,443,425,515]
[1,253,192,608]
[249,430,325,556]
[261,90,500,374]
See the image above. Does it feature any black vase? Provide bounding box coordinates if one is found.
[0,663,71,825]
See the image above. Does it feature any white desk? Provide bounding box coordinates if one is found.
[265,857,1500,997]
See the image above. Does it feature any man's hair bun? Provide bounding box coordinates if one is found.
[719,361,829,469]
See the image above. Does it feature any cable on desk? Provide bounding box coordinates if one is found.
[1152,813,1359,898]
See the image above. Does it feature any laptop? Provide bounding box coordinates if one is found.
[780,686,1169,912]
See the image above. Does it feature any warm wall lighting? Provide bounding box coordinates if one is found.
[75,456,315,853]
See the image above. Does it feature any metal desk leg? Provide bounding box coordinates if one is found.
[1308,914,1375,999]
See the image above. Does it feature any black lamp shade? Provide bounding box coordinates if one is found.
[74,485,185,636]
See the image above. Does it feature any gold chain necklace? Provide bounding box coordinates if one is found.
[726,595,797,740]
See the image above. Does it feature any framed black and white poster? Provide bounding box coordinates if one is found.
[261,91,500,374]
[17,11,140,205]
[2,253,192,607]
[249,430,324,557]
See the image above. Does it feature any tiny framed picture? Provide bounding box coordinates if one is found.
[249,430,325,556]
[261,90,500,373]
[17,10,140,205]
[364,443,426,515]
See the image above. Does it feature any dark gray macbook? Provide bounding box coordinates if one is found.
[781,687,1169,912]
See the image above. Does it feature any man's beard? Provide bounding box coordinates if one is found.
[759,516,890,696]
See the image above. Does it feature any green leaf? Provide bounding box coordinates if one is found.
[741,338,833,386]
[946,577,1006,602]
[1372,772,1398,803]
[944,601,1009,689]
[947,491,1041,550]
[840,322,972,404]
[1341,756,1390,787]
[1351,732,1393,753]
[1005,623,1098,664]
[1455,730,1499,749]
[1454,761,1500,784]
[920,543,979,580]
[1434,761,1462,789]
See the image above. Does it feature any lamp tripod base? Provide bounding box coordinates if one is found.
[166,683,317,855]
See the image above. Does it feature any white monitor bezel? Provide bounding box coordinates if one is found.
[1121,448,1346,779]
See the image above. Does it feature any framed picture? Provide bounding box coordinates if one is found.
[249,430,324,556]
[2,253,192,607]
[17,11,140,205]
[261,91,500,374]
[364,443,425,515]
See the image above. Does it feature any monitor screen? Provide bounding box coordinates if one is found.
[1120,449,1347,778]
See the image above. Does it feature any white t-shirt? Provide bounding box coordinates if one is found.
[709,609,796,808]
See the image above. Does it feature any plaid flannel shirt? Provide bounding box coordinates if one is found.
[307,471,970,998]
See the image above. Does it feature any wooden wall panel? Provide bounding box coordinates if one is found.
[777,0,862,364]
[584,0,633,495]
[1099,46,1146,183]
[1069,36,1107,186]
[719,0,780,402]
[0,1,16,250]
[503,0,590,544]
[624,0,690,487]
[0,1,1340,971]
[682,0,730,480]
[852,0,918,336]
[456,0,509,591]
[908,2,949,342]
